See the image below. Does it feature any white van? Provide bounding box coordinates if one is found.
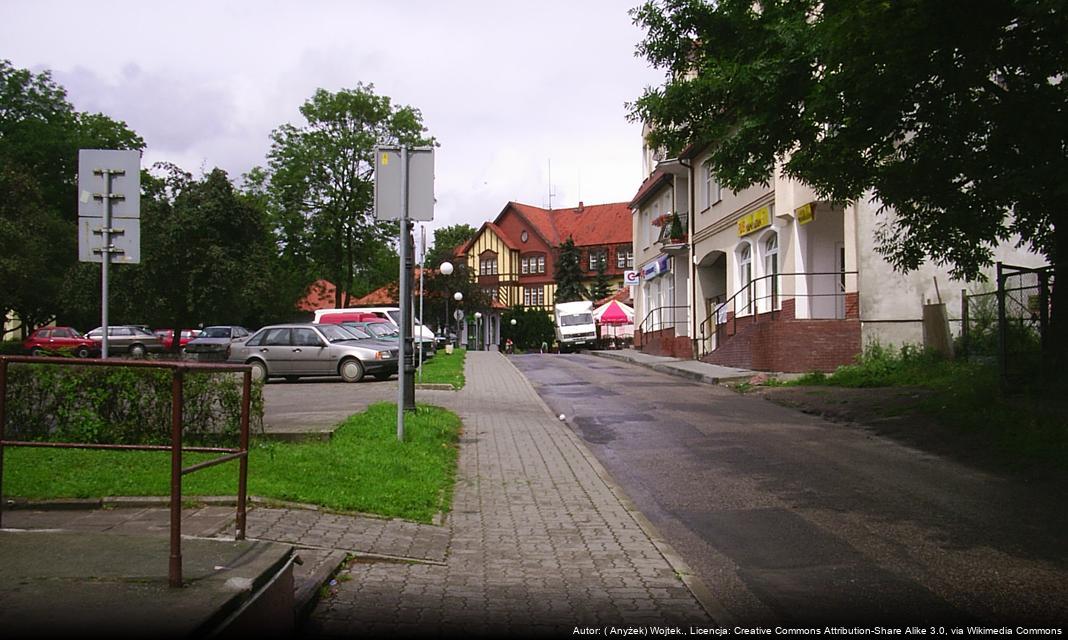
[313,307,435,356]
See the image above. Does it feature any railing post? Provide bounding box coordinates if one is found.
[169,367,184,588]
[0,358,7,529]
[960,288,969,358]
[236,369,251,540]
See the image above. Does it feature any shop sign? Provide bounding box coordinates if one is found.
[796,202,815,225]
[737,206,771,236]
[640,255,670,281]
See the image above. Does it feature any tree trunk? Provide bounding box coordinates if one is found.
[1047,222,1066,387]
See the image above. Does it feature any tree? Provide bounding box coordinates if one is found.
[554,236,588,303]
[422,261,490,335]
[425,223,477,270]
[105,164,281,344]
[589,255,612,303]
[501,305,555,351]
[630,0,1068,367]
[265,84,433,309]
[0,60,144,336]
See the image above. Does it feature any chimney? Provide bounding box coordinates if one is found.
[577,201,584,212]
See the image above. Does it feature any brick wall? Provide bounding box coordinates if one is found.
[636,328,692,358]
[703,318,861,372]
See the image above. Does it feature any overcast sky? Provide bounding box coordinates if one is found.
[2,0,664,248]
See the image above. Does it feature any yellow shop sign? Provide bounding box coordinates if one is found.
[796,202,815,225]
[737,206,771,236]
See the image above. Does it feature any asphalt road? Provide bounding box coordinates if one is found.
[511,352,1068,627]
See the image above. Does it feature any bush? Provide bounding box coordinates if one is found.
[794,341,959,388]
[4,363,263,446]
[0,341,24,355]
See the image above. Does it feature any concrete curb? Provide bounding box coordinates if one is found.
[499,354,736,625]
[590,350,754,386]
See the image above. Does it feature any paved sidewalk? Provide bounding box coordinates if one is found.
[306,351,714,636]
[591,348,760,384]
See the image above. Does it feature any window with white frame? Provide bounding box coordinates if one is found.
[588,249,607,271]
[617,246,633,269]
[764,232,779,310]
[703,159,721,209]
[739,243,753,314]
[480,255,498,275]
[521,254,545,274]
[523,286,544,307]
[537,255,545,273]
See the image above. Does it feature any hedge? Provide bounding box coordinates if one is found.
[3,363,264,447]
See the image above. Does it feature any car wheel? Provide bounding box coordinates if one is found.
[30,347,45,356]
[339,358,365,383]
[285,376,300,383]
[129,344,146,359]
[75,346,90,358]
[248,360,268,382]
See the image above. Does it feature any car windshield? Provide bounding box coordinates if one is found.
[318,324,358,343]
[368,324,396,337]
[386,310,424,327]
[561,313,594,326]
[201,327,231,338]
[339,324,373,339]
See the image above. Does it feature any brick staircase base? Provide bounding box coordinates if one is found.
[702,318,861,373]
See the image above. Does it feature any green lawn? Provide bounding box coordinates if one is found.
[417,347,466,389]
[3,402,461,523]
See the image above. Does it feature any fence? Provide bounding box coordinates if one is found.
[0,355,253,587]
[961,262,1053,388]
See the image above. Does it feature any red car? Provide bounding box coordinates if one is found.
[23,327,97,358]
[153,329,201,351]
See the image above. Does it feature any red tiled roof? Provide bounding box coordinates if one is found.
[296,279,339,311]
[595,286,633,307]
[472,201,631,252]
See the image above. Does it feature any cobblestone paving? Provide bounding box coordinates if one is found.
[305,351,712,637]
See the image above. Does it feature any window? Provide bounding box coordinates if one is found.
[264,328,291,346]
[523,287,545,307]
[588,250,607,271]
[522,254,545,274]
[480,256,498,275]
[483,287,497,302]
[521,230,529,243]
[739,243,752,314]
[521,258,529,274]
[292,328,321,347]
[764,233,779,309]
[703,159,721,208]
[617,247,633,269]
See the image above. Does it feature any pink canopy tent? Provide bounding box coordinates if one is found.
[593,300,635,338]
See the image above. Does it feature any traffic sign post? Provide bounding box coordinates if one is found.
[375,146,434,441]
[78,149,141,359]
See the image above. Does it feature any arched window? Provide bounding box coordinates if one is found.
[739,243,752,314]
[764,232,779,310]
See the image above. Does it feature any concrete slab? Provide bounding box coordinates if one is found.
[591,348,757,383]
[0,529,295,637]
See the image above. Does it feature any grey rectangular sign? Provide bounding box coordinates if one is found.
[374,146,434,221]
[78,216,141,264]
[78,149,141,218]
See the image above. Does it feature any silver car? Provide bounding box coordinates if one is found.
[85,325,165,358]
[184,325,251,360]
[227,323,398,383]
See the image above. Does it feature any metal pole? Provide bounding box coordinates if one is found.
[418,225,425,381]
[996,262,1007,389]
[236,369,250,540]
[100,170,113,359]
[0,358,7,529]
[398,146,409,441]
[169,368,184,587]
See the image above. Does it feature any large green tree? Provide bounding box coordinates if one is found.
[630,0,1067,364]
[0,60,144,336]
[425,223,477,270]
[554,237,588,303]
[265,84,432,308]
[107,164,281,338]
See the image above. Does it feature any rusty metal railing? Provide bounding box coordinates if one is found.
[0,355,252,587]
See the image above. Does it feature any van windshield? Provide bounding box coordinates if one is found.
[386,310,423,326]
[561,314,594,326]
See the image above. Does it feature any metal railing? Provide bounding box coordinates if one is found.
[698,271,857,357]
[0,355,253,587]
[637,305,689,336]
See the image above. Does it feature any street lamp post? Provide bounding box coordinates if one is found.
[440,261,454,340]
[454,291,463,347]
[474,312,482,351]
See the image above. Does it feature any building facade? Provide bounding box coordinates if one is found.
[633,144,1046,372]
[459,201,633,346]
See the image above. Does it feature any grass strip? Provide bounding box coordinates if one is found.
[417,347,466,389]
[3,402,461,523]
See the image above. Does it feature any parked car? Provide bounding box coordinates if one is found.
[22,327,98,358]
[339,321,433,363]
[227,323,398,383]
[314,306,435,359]
[153,328,201,351]
[183,325,251,360]
[84,325,165,358]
